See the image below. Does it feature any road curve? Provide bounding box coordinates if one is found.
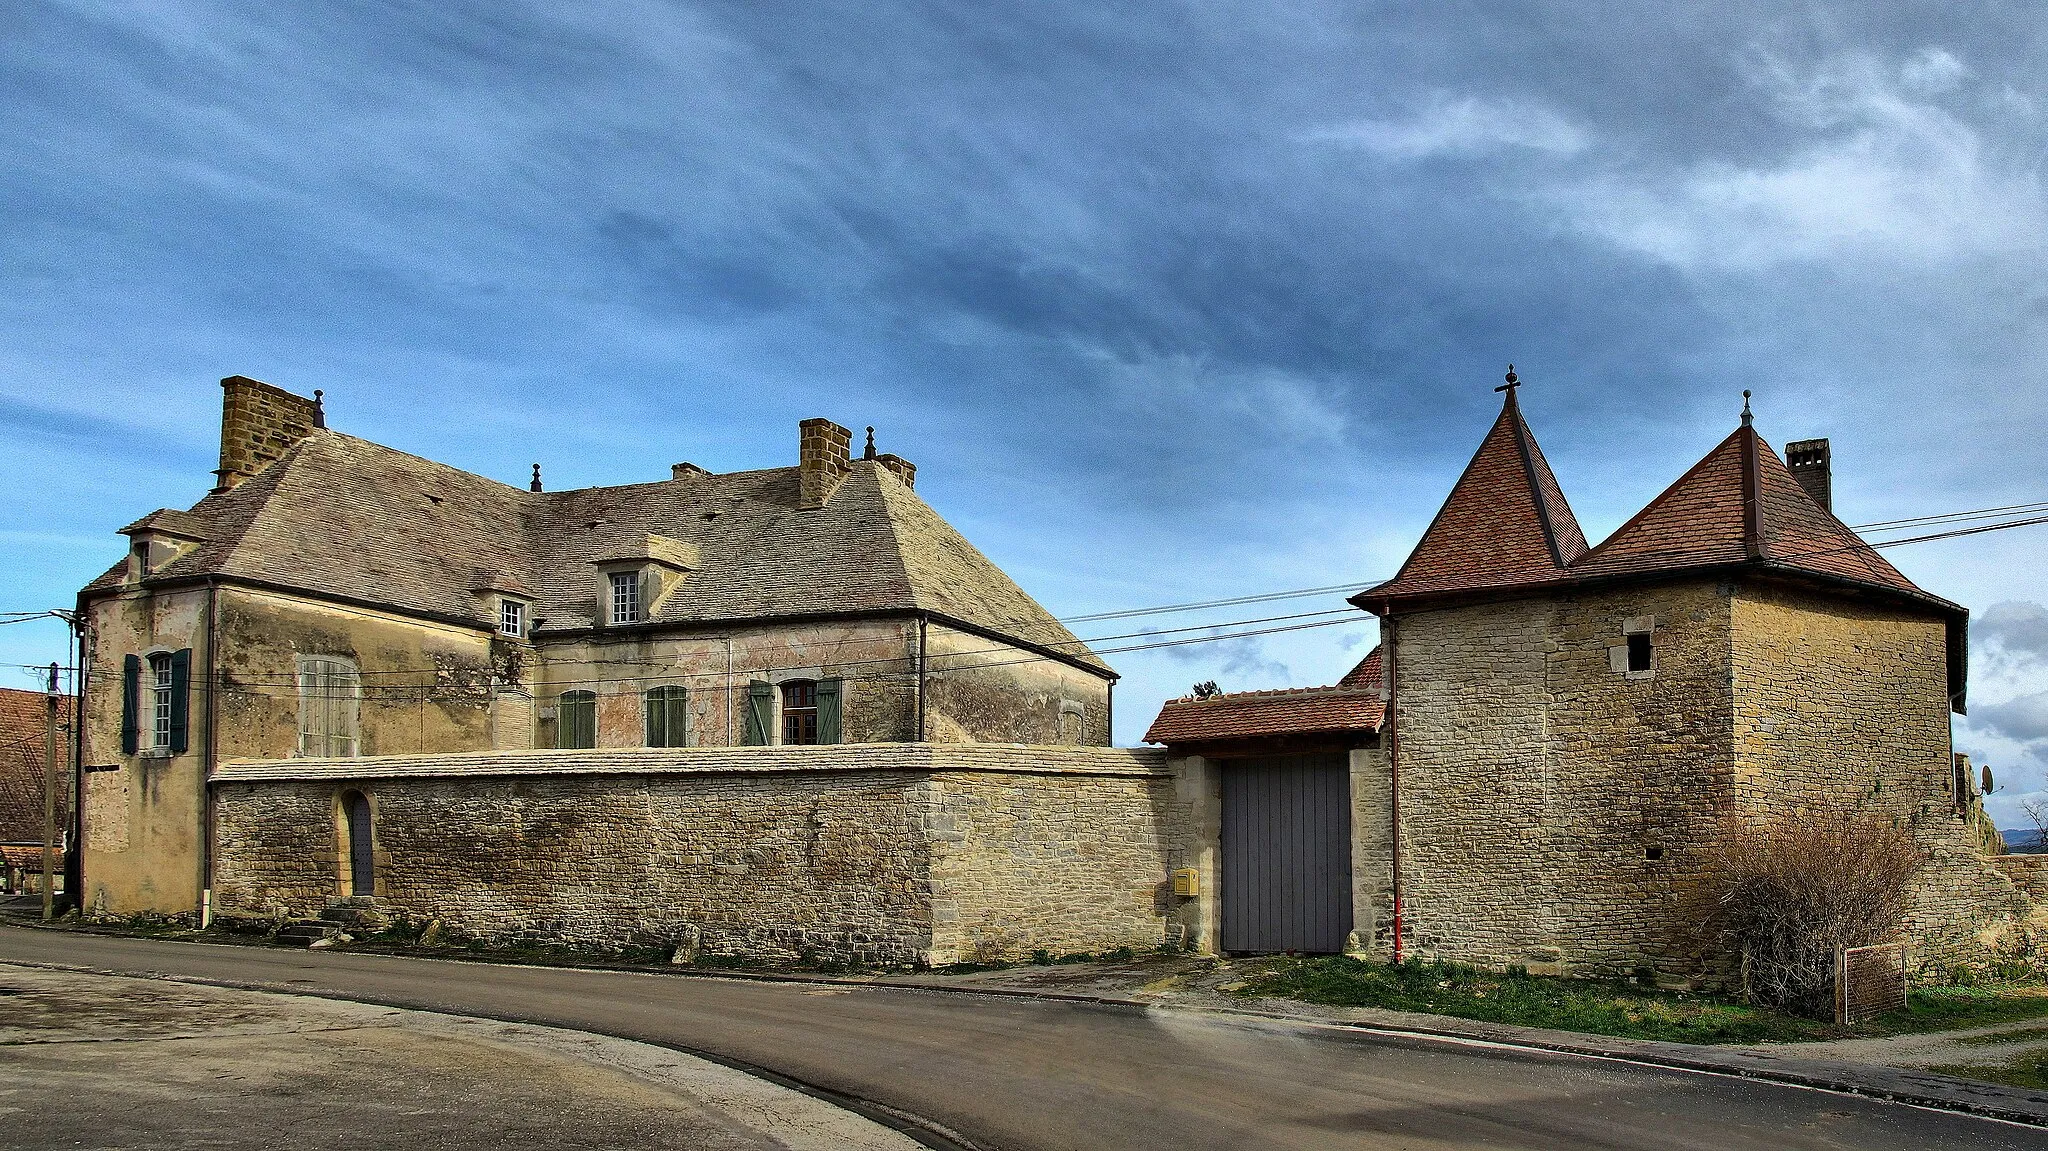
[2,927,2038,1151]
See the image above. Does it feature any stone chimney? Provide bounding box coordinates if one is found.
[798,418,852,510]
[214,376,323,492]
[1784,438,1831,512]
[876,453,916,489]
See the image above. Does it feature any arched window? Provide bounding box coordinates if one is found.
[645,685,689,747]
[557,690,597,749]
[781,680,818,745]
[342,790,374,897]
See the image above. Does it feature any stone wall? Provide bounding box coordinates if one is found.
[926,768,1181,963]
[210,744,1175,966]
[1994,856,2048,904]
[1377,574,2028,984]
[1732,582,2037,971]
[1385,581,1737,978]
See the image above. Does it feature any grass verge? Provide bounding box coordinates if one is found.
[1232,956,2048,1045]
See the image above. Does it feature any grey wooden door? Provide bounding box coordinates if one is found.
[1221,754,1352,953]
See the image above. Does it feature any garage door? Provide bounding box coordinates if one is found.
[1221,754,1352,954]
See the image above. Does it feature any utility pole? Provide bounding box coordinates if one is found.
[41,661,59,922]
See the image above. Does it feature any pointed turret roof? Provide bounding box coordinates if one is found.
[1354,380,1587,603]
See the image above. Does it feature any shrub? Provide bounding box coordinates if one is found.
[1682,802,1921,1017]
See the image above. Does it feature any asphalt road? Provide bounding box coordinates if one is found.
[3,927,2040,1151]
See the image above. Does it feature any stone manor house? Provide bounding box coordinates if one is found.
[70,373,2037,977]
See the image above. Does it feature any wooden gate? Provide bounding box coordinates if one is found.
[1221,754,1352,953]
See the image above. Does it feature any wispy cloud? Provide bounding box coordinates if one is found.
[1556,49,2046,270]
[1301,95,1587,160]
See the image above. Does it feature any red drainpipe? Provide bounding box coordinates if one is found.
[1385,616,1404,964]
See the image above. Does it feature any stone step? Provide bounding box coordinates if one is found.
[276,920,344,947]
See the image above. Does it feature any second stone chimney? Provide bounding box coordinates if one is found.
[798,418,852,509]
[214,375,323,492]
[1784,438,1832,512]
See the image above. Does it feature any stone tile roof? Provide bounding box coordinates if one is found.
[1356,397,1953,616]
[1143,647,1385,745]
[85,431,1110,674]
[1362,393,1588,601]
[213,743,1169,782]
[0,688,72,845]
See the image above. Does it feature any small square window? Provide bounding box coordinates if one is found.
[1627,632,1652,673]
[609,571,641,625]
[499,599,525,638]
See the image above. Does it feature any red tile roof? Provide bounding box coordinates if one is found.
[1356,394,1950,615]
[1569,426,1927,598]
[1361,392,1588,601]
[0,687,73,846]
[1143,647,1385,745]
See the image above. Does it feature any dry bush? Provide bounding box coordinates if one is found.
[1682,804,1922,1016]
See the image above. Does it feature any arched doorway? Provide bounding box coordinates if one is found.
[342,791,374,897]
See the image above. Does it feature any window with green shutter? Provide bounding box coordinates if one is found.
[743,681,773,745]
[645,685,689,747]
[558,690,597,749]
[816,677,842,745]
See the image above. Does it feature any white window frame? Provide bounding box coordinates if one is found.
[499,598,526,638]
[149,653,175,749]
[297,655,361,758]
[609,570,641,625]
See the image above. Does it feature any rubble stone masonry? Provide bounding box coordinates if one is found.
[1382,575,2032,982]
[210,744,1179,966]
[1386,579,1734,979]
[1730,583,2035,968]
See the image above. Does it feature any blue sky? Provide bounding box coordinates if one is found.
[4,3,2045,819]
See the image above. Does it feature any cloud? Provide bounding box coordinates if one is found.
[1301,95,1587,160]
[1899,47,1968,95]
[1557,49,2046,270]
[1978,601,2048,670]
[1973,690,2048,746]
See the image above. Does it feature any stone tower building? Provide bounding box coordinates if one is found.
[1349,382,2027,979]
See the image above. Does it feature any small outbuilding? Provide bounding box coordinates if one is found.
[1144,650,1385,956]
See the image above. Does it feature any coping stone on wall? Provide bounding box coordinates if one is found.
[213,743,1172,783]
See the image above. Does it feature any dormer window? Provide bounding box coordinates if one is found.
[499,599,526,638]
[609,570,641,625]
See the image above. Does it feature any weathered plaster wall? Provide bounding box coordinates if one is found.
[921,622,1111,746]
[532,619,919,748]
[1731,583,2035,969]
[210,745,1176,966]
[212,587,503,759]
[79,586,212,916]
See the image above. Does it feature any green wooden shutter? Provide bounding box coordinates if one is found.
[644,687,690,748]
[120,654,140,754]
[558,691,596,749]
[168,648,192,754]
[744,681,772,745]
[817,677,842,745]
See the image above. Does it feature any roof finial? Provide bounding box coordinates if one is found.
[1741,390,1753,428]
[312,389,326,429]
[863,426,877,460]
[530,464,543,493]
[1495,364,1520,396]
